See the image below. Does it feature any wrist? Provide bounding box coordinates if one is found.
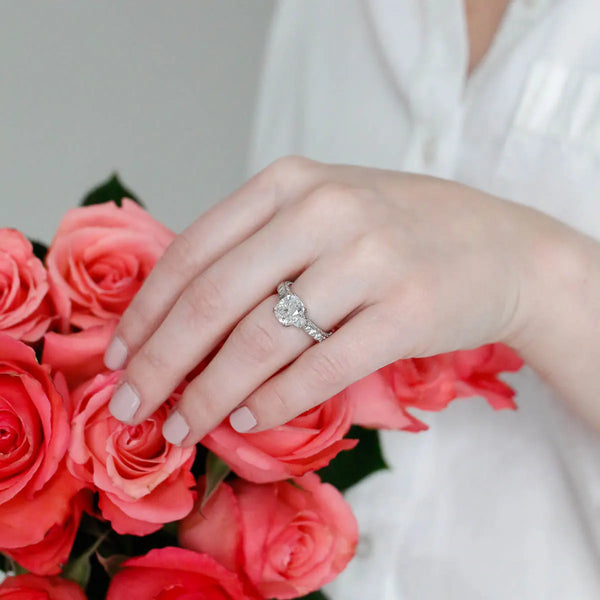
[499,205,600,423]
[499,205,594,357]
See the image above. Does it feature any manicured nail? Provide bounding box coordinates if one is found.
[108,382,140,422]
[229,406,257,433]
[104,336,128,370]
[163,410,190,446]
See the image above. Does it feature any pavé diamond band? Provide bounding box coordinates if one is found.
[273,280,333,342]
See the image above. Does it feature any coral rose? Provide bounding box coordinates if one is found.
[105,547,247,600]
[42,323,116,389]
[202,391,357,483]
[0,575,86,600]
[3,489,92,575]
[347,343,523,430]
[0,333,84,549]
[46,200,174,332]
[179,472,359,600]
[0,228,53,342]
[453,343,523,409]
[67,370,196,535]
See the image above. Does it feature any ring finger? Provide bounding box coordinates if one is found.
[161,245,374,446]
[108,187,370,426]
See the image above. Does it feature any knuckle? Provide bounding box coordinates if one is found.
[119,299,154,342]
[176,390,222,440]
[302,182,351,213]
[353,229,399,265]
[136,344,171,377]
[262,381,292,416]
[267,155,316,180]
[163,231,201,280]
[303,350,347,388]
[253,155,317,193]
[185,386,219,421]
[298,183,367,228]
[181,272,226,326]
[232,316,277,363]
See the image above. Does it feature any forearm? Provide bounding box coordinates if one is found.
[504,210,600,431]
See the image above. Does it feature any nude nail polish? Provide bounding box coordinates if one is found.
[163,410,190,446]
[229,406,257,433]
[108,382,140,422]
[104,336,128,370]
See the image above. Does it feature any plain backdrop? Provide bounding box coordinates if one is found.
[1,1,275,243]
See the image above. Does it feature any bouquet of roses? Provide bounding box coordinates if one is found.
[0,176,523,600]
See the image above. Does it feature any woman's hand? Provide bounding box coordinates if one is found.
[103,157,563,445]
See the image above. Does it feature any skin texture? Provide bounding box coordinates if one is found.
[464,0,512,75]
[103,158,600,444]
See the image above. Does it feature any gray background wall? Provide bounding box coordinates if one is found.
[1,1,276,243]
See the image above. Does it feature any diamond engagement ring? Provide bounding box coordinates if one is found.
[273,280,333,342]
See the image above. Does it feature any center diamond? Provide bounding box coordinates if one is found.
[274,294,306,327]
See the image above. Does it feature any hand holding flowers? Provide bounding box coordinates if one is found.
[0,170,528,598]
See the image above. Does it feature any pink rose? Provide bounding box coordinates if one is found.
[202,391,358,484]
[0,333,84,548]
[0,228,53,342]
[42,323,116,389]
[0,575,86,600]
[105,547,247,600]
[348,343,523,430]
[67,371,196,535]
[345,367,430,431]
[3,489,92,575]
[453,343,523,409]
[46,200,174,332]
[179,472,359,600]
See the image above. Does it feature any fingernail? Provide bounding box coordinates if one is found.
[163,410,190,446]
[108,382,140,422]
[104,336,128,370]
[229,406,257,433]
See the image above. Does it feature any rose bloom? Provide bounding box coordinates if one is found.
[0,575,86,600]
[42,323,116,390]
[105,547,247,600]
[202,391,358,484]
[347,343,523,430]
[453,342,523,409]
[3,489,92,575]
[0,333,84,549]
[67,370,196,535]
[179,472,359,600]
[45,199,174,332]
[0,228,53,342]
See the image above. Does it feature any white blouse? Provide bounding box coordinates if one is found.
[248,1,600,598]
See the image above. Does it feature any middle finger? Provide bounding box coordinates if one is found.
[108,188,365,425]
[162,243,373,445]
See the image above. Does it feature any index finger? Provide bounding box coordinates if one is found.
[103,156,323,370]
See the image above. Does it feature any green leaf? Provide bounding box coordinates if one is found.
[201,451,231,510]
[80,173,144,208]
[2,554,28,575]
[295,591,330,600]
[95,552,129,578]
[62,531,108,588]
[316,425,388,492]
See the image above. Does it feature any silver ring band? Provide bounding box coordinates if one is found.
[273,280,333,342]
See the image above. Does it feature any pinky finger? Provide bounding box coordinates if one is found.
[228,304,392,433]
